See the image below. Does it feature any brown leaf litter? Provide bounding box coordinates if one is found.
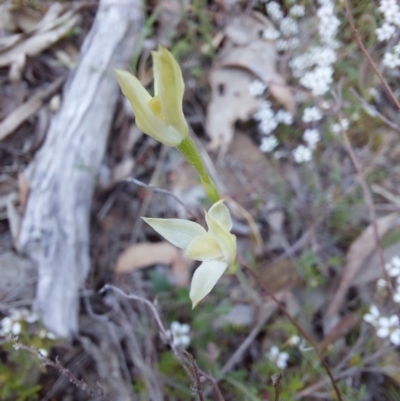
[206,11,295,153]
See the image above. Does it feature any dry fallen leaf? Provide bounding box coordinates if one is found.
[0,75,65,141]
[206,68,262,154]
[115,241,191,286]
[0,7,80,68]
[0,250,36,302]
[327,212,400,316]
[157,0,189,47]
[205,12,295,153]
[318,313,360,352]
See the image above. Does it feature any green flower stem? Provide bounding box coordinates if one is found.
[177,136,220,203]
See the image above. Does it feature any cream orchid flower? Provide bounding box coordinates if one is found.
[142,200,236,308]
[115,46,189,147]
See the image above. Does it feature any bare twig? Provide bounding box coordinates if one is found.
[12,340,112,401]
[184,352,206,401]
[334,102,392,293]
[342,0,400,111]
[349,88,400,132]
[272,372,283,401]
[100,284,226,401]
[238,256,343,401]
[126,177,197,218]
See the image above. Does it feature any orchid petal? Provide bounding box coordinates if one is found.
[185,233,223,261]
[142,218,206,249]
[208,200,232,231]
[152,46,188,137]
[189,260,228,308]
[205,213,236,266]
[115,69,183,147]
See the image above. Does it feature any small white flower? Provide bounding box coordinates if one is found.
[46,331,57,340]
[303,129,320,150]
[248,80,267,97]
[330,118,349,134]
[377,278,387,289]
[166,321,191,348]
[276,39,289,51]
[0,317,12,335]
[292,145,312,163]
[376,315,400,345]
[260,136,279,153]
[267,346,289,369]
[393,289,400,303]
[25,312,39,324]
[383,52,400,69]
[275,110,293,125]
[38,329,47,338]
[302,107,323,123]
[385,256,400,277]
[263,27,281,41]
[289,335,301,346]
[280,17,299,36]
[376,22,396,41]
[38,349,48,358]
[290,5,305,17]
[259,118,279,135]
[288,37,300,49]
[363,305,380,325]
[11,322,21,335]
[254,101,274,121]
[266,1,283,20]
[300,66,334,96]
[391,328,400,345]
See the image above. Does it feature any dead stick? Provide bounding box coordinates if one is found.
[239,257,343,401]
[343,0,400,111]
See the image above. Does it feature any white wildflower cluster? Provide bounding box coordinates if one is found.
[364,305,400,345]
[290,47,336,96]
[166,321,190,348]
[260,136,279,153]
[254,101,277,135]
[292,125,321,164]
[292,144,312,163]
[290,5,305,18]
[288,335,301,346]
[300,66,334,96]
[317,0,340,48]
[267,345,289,369]
[263,26,280,41]
[289,0,339,96]
[254,101,293,154]
[376,0,400,42]
[280,17,299,37]
[276,109,294,125]
[303,129,320,150]
[383,43,400,69]
[248,79,267,97]
[266,1,283,21]
[263,1,301,51]
[330,118,349,135]
[0,308,38,337]
[302,106,323,123]
[385,256,400,303]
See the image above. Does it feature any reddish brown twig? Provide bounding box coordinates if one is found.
[336,108,392,294]
[238,256,343,401]
[343,0,400,111]
[12,340,111,401]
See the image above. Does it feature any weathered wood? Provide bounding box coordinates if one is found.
[17,0,143,337]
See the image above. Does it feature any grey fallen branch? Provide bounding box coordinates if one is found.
[17,0,143,337]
